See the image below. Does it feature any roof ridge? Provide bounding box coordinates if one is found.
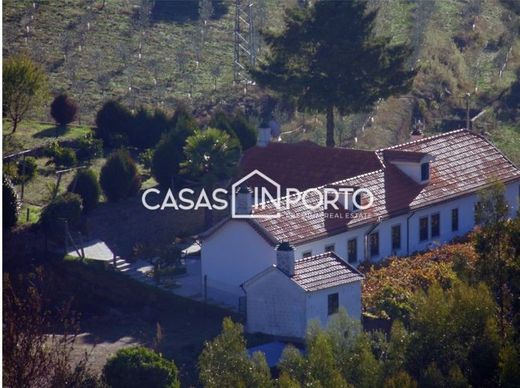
[377,128,468,152]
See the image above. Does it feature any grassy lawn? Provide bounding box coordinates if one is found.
[3,119,93,155]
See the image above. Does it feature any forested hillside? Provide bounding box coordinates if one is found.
[3,0,519,160]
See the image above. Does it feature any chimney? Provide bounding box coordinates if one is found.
[276,242,295,276]
[235,184,252,215]
[257,122,271,147]
[411,119,424,141]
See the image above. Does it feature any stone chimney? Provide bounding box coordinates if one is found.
[276,242,295,276]
[257,122,271,147]
[235,184,252,215]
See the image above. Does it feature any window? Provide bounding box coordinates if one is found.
[419,217,428,241]
[431,213,440,238]
[347,238,357,263]
[391,225,401,251]
[421,162,430,181]
[302,250,312,258]
[328,293,339,315]
[369,232,379,257]
[325,244,335,252]
[451,208,459,231]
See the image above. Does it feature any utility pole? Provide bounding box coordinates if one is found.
[233,0,256,85]
[465,92,471,130]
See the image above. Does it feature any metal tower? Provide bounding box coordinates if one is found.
[233,0,256,84]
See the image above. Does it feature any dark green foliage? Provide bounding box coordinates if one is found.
[40,192,82,237]
[45,142,77,167]
[138,149,154,171]
[151,107,197,187]
[232,112,257,150]
[209,111,235,137]
[103,346,180,388]
[94,100,132,147]
[198,318,272,388]
[152,131,183,188]
[128,107,170,149]
[252,0,415,146]
[406,282,500,386]
[50,94,77,126]
[16,156,37,183]
[67,169,100,213]
[3,176,20,231]
[100,149,141,202]
[76,134,103,161]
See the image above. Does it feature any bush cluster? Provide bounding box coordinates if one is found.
[76,134,103,161]
[100,149,141,202]
[103,346,180,388]
[40,192,82,237]
[67,169,101,213]
[45,142,77,168]
[3,176,21,231]
[16,157,38,183]
[50,94,78,126]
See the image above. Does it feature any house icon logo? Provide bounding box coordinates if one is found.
[231,169,282,219]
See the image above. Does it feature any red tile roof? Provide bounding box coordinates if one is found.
[239,141,382,192]
[292,252,364,291]
[253,130,520,244]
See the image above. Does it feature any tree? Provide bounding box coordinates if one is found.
[3,55,48,133]
[4,270,101,387]
[40,192,83,238]
[94,100,132,147]
[67,169,101,213]
[232,112,258,150]
[3,175,20,231]
[103,346,180,388]
[152,131,183,188]
[128,107,170,149]
[182,128,240,226]
[50,94,78,126]
[198,318,272,388]
[473,181,518,336]
[406,282,500,386]
[252,0,415,147]
[100,149,141,202]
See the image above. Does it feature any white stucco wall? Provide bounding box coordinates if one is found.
[244,268,307,338]
[201,220,276,307]
[306,282,362,327]
[294,181,520,264]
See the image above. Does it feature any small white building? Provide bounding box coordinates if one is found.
[242,243,363,339]
[200,129,520,313]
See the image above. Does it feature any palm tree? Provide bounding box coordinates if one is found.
[182,128,241,227]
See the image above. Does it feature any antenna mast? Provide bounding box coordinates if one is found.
[233,0,256,85]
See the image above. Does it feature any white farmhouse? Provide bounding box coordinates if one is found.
[243,243,363,338]
[200,129,520,321]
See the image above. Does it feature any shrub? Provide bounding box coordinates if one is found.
[103,346,180,388]
[76,134,103,161]
[3,176,20,230]
[100,149,141,202]
[95,100,132,147]
[67,169,101,213]
[50,94,77,126]
[40,192,82,237]
[129,107,170,149]
[151,131,182,188]
[209,111,235,137]
[232,112,257,150]
[16,156,38,183]
[138,149,154,171]
[45,142,77,167]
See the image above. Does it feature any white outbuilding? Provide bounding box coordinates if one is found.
[242,242,364,339]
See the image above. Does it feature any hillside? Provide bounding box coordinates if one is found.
[3,0,520,160]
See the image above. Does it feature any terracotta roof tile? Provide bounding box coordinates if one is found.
[239,141,382,193]
[254,130,520,244]
[292,251,364,291]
